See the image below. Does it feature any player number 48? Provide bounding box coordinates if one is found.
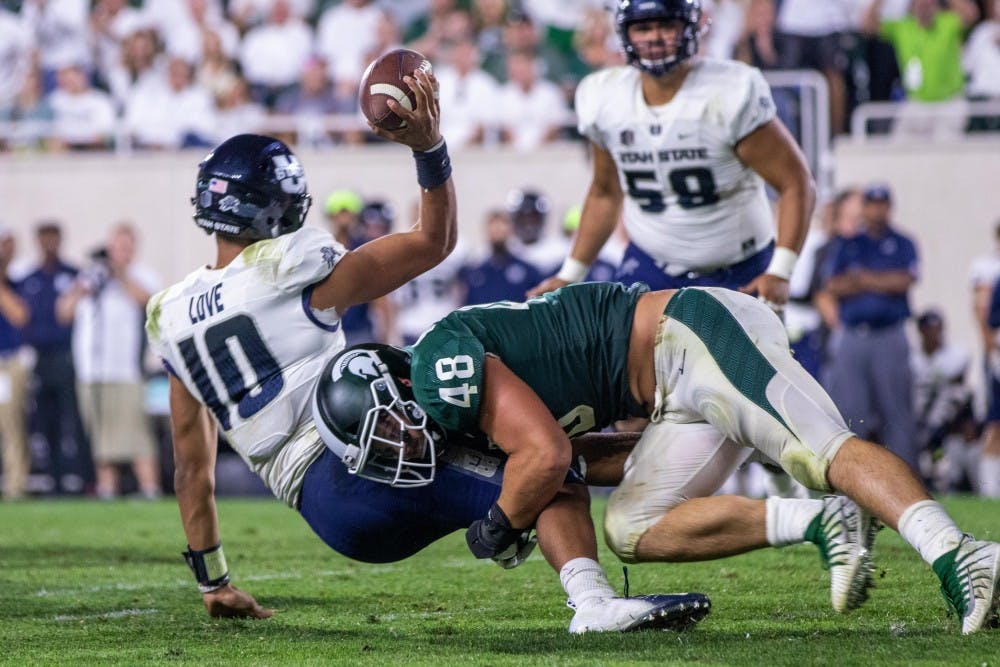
[435,355,478,408]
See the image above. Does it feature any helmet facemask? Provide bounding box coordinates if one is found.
[346,369,437,487]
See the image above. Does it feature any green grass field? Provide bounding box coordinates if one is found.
[1,495,997,666]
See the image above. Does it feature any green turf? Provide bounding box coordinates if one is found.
[1,495,997,666]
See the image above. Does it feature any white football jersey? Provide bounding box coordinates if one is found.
[576,58,777,274]
[146,226,348,506]
[393,242,468,342]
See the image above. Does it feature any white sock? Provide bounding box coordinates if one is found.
[897,500,965,565]
[766,497,824,547]
[559,557,616,603]
[980,454,1000,498]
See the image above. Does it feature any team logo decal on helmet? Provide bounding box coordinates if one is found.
[616,0,703,78]
[192,134,312,241]
[312,345,443,488]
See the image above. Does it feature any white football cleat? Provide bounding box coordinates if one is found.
[567,592,710,634]
[933,536,1000,634]
[806,495,881,613]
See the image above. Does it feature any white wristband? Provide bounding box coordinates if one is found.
[556,257,591,283]
[764,246,798,281]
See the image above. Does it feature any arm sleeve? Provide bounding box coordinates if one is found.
[409,321,485,432]
[575,74,606,149]
[728,66,778,145]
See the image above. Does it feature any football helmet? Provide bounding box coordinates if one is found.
[312,344,444,487]
[193,134,312,241]
[506,188,549,245]
[616,0,702,78]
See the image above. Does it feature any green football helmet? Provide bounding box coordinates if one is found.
[312,344,443,487]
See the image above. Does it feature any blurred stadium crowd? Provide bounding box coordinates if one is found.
[0,0,998,151]
[1,0,999,500]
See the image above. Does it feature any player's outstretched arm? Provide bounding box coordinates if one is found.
[465,357,572,561]
[311,69,457,313]
[736,118,816,305]
[528,143,623,297]
[169,375,272,619]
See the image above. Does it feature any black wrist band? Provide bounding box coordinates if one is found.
[183,544,230,593]
[413,139,451,190]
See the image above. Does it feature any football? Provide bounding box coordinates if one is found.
[359,48,433,131]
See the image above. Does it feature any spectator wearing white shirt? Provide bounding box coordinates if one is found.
[436,38,500,149]
[160,0,240,65]
[124,55,216,149]
[240,0,314,107]
[964,0,1000,99]
[496,50,570,151]
[212,74,267,143]
[103,27,162,111]
[0,7,33,114]
[316,0,384,96]
[47,63,117,151]
[90,0,145,94]
[229,0,315,32]
[22,0,91,91]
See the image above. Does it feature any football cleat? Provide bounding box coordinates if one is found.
[933,536,1000,634]
[805,495,881,613]
[567,592,710,634]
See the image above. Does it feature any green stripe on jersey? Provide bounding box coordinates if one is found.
[664,288,790,432]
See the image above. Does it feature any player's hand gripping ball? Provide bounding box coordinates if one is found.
[359,49,433,131]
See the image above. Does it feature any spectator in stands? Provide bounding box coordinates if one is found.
[47,63,117,151]
[521,0,604,85]
[573,8,626,73]
[436,37,500,148]
[970,220,1000,497]
[773,0,856,136]
[461,208,543,305]
[317,0,385,103]
[22,0,92,92]
[861,0,979,138]
[733,0,779,68]
[0,228,30,500]
[229,0,315,32]
[0,5,33,114]
[472,0,509,80]
[911,308,978,492]
[240,0,314,108]
[820,184,920,472]
[496,50,571,151]
[124,55,216,149]
[89,0,145,94]
[16,221,90,495]
[213,74,267,142]
[700,0,749,60]
[161,0,240,67]
[404,0,463,57]
[275,56,357,146]
[56,223,161,500]
[964,0,1000,129]
[104,26,162,111]
[505,188,565,277]
[0,63,54,152]
[195,28,240,103]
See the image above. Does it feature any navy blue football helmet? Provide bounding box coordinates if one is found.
[193,134,312,241]
[616,0,702,77]
[312,344,444,488]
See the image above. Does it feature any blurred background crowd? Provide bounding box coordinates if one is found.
[1,0,999,152]
[1,0,999,501]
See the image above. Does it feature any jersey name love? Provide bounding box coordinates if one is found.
[189,284,225,324]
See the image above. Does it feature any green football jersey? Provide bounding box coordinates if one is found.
[407,282,649,438]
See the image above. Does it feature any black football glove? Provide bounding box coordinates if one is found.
[465,502,524,560]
